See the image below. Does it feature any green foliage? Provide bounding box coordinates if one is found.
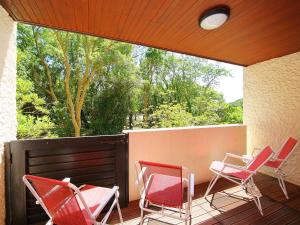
[88,64,137,135]
[16,24,243,139]
[17,24,137,137]
[148,103,193,128]
[16,76,56,139]
[230,98,243,108]
[136,49,241,128]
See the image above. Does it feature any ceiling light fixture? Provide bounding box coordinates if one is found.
[199,6,230,30]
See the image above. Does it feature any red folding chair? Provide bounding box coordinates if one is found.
[205,146,274,215]
[135,161,194,225]
[243,137,298,199]
[23,175,123,225]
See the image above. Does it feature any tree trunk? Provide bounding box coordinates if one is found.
[32,27,58,103]
[129,113,133,129]
[74,126,81,137]
[143,82,150,126]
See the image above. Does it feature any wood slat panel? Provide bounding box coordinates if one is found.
[5,134,129,225]
[28,149,115,165]
[2,0,300,65]
[27,144,115,157]
[28,157,116,174]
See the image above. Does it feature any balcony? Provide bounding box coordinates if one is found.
[3,125,300,225]
[110,173,300,225]
[106,125,300,225]
[1,1,300,225]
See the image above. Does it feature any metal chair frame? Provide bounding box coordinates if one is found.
[243,139,298,199]
[23,175,124,225]
[205,149,274,216]
[135,161,194,225]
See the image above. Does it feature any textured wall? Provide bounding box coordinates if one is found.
[0,5,17,225]
[244,51,300,185]
[126,125,246,201]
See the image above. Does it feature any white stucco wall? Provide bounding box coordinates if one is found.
[244,51,300,186]
[126,125,246,201]
[0,5,17,225]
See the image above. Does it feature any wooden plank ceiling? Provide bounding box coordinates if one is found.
[1,0,300,66]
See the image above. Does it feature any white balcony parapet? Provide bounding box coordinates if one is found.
[124,124,247,201]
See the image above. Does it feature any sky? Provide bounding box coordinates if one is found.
[216,62,243,103]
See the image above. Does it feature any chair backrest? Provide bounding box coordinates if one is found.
[138,161,183,207]
[24,175,91,225]
[277,137,298,161]
[247,146,274,172]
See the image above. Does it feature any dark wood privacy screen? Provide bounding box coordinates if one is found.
[5,134,129,225]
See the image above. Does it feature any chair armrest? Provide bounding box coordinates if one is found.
[226,153,243,159]
[221,163,256,174]
[62,177,71,182]
[91,186,119,218]
[223,152,243,163]
[242,155,253,163]
[272,158,284,162]
[251,147,261,156]
[189,173,194,197]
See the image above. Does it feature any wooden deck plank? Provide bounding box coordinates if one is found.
[109,173,300,225]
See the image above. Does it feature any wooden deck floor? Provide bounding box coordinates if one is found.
[108,173,300,225]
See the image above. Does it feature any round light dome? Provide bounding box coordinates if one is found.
[199,6,230,30]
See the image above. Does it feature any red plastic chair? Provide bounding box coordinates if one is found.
[243,137,298,199]
[135,161,194,225]
[23,175,123,225]
[205,146,274,215]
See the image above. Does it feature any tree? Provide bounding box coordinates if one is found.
[17,52,55,138]
[136,48,235,128]
[148,103,193,128]
[138,48,167,124]
[86,50,138,135]
[17,24,137,136]
[17,24,242,138]
[230,98,243,108]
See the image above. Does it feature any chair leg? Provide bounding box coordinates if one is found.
[100,199,117,225]
[100,192,124,225]
[204,174,220,198]
[139,209,144,225]
[115,193,124,224]
[247,178,263,216]
[277,173,289,199]
[184,213,192,225]
[139,198,145,225]
[253,195,263,216]
[45,220,53,225]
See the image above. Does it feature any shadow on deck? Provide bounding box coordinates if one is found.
[109,173,300,225]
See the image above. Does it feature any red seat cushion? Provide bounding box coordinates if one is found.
[145,174,183,207]
[210,161,250,180]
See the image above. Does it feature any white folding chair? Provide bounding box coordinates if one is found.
[135,161,194,225]
[205,146,274,215]
[23,175,123,225]
[243,137,298,199]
